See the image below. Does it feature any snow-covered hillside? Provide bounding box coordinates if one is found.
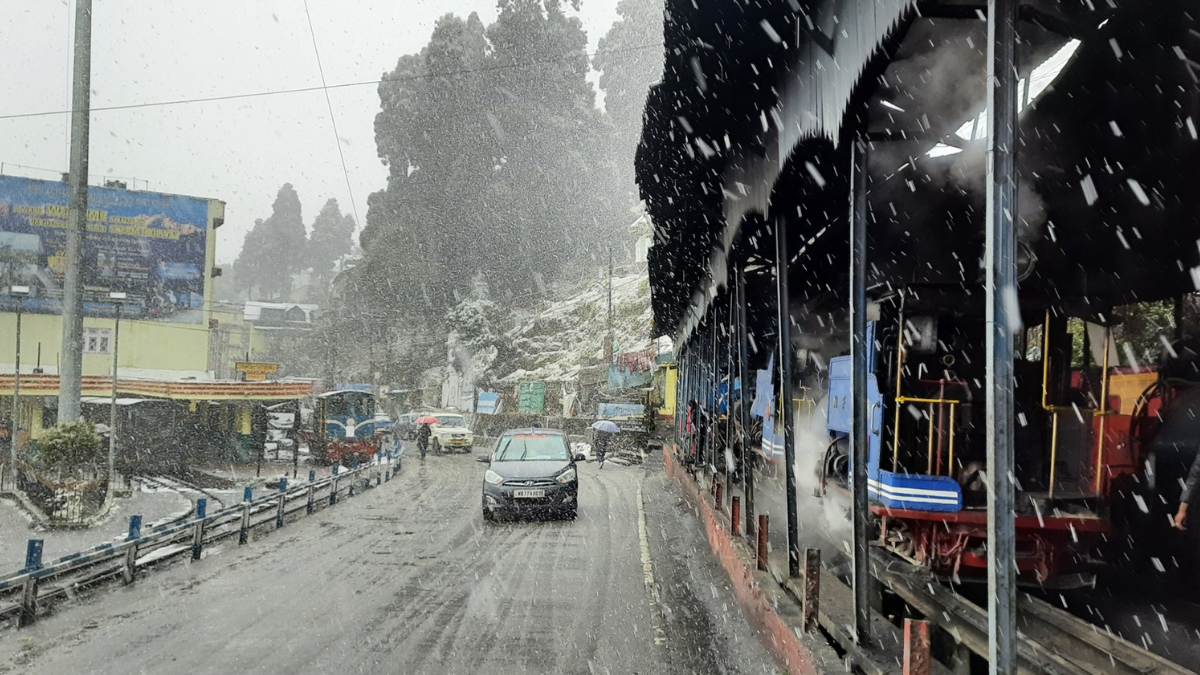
[496,268,653,383]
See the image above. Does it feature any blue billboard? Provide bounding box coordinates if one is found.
[477,392,499,415]
[598,402,645,418]
[0,176,210,323]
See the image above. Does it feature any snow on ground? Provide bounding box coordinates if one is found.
[0,480,190,570]
[497,269,652,383]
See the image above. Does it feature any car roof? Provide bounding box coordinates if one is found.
[500,428,565,436]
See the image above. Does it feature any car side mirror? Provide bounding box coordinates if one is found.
[573,453,586,462]
[476,454,491,464]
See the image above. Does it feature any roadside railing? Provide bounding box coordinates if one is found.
[0,449,403,629]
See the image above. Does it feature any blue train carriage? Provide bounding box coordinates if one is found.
[818,292,1123,588]
[314,389,380,465]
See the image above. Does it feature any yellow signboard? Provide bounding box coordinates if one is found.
[235,361,279,381]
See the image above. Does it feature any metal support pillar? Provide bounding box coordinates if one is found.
[682,351,690,445]
[686,343,696,458]
[708,318,717,470]
[774,220,800,578]
[737,263,755,538]
[1175,295,1185,342]
[985,0,1019,672]
[725,291,734,478]
[698,335,705,462]
[849,138,872,645]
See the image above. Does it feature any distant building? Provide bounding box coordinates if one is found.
[243,301,317,329]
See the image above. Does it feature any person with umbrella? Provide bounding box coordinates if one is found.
[414,416,438,460]
[591,420,620,469]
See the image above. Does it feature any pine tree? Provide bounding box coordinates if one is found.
[309,198,355,275]
[234,183,309,301]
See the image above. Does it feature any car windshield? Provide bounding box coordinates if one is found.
[435,415,464,427]
[494,435,568,462]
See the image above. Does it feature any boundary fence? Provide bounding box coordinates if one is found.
[0,450,403,629]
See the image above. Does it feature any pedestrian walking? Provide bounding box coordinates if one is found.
[417,422,431,460]
[1175,450,1200,530]
[594,429,611,469]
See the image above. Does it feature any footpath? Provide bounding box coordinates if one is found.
[662,444,951,675]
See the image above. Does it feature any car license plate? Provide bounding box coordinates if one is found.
[513,489,545,498]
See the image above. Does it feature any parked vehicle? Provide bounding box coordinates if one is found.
[479,429,585,521]
[373,411,392,436]
[428,412,473,454]
[393,413,419,440]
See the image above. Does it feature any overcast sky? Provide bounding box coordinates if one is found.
[0,0,621,263]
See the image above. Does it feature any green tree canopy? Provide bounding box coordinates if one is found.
[235,183,309,300]
[360,3,624,325]
[309,198,356,274]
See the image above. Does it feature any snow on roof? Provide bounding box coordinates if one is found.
[243,301,318,323]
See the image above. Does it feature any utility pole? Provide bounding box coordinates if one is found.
[607,249,614,365]
[9,286,29,486]
[108,292,125,492]
[58,0,94,424]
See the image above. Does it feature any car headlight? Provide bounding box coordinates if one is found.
[556,468,576,484]
[484,469,504,485]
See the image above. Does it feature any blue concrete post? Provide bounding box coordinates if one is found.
[330,463,339,505]
[23,539,43,572]
[239,488,253,545]
[276,477,287,528]
[307,469,316,514]
[123,516,141,584]
[192,498,207,560]
[18,539,43,627]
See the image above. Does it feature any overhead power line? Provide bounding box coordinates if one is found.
[0,43,665,122]
[302,0,360,227]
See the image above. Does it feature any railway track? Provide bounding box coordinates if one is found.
[873,551,1195,675]
[138,474,226,511]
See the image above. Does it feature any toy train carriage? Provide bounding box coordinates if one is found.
[816,286,1177,588]
[314,390,380,465]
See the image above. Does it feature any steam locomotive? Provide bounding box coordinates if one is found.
[808,288,1200,588]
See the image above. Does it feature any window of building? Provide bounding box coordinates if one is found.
[84,328,112,354]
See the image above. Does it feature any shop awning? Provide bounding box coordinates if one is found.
[0,374,313,401]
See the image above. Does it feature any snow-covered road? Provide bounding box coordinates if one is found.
[0,452,778,674]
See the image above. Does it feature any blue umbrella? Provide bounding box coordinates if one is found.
[591,420,620,433]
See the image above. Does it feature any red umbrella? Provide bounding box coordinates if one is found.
[414,416,440,425]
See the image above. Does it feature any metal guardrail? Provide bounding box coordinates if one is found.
[0,450,403,629]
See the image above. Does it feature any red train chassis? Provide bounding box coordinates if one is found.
[878,506,1110,587]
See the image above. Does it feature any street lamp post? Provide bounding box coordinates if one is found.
[108,291,126,492]
[8,285,30,489]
